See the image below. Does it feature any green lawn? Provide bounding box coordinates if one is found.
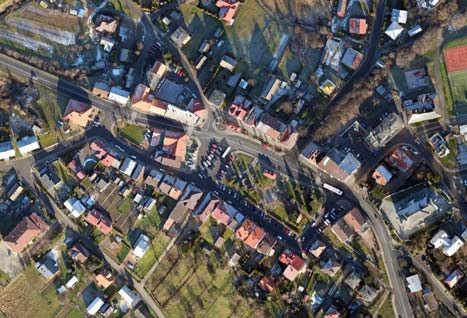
[377,296,394,318]
[117,197,133,214]
[37,132,58,149]
[447,69,467,104]
[53,160,78,188]
[439,137,458,168]
[132,232,170,279]
[119,124,146,145]
[148,247,261,318]
[116,242,131,263]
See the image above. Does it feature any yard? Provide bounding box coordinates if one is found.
[147,246,262,318]
[0,266,74,318]
[118,123,146,145]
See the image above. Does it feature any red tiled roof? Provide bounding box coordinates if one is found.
[85,210,112,234]
[216,0,240,23]
[349,18,367,34]
[244,225,265,249]
[4,212,49,253]
[235,218,255,241]
[259,275,276,292]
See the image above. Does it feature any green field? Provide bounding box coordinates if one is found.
[448,70,467,104]
[147,246,261,318]
[119,124,146,145]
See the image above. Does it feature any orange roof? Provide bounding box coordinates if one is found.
[101,154,116,167]
[63,99,93,127]
[216,0,240,23]
[96,270,114,289]
[263,170,276,180]
[349,18,367,34]
[96,20,118,33]
[229,104,248,121]
[4,213,49,253]
[259,275,276,292]
[337,0,347,17]
[244,225,265,249]
[85,210,112,234]
[279,252,305,271]
[235,218,255,241]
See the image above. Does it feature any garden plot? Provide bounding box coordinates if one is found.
[6,17,77,45]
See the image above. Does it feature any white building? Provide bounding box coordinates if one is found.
[120,157,137,176]
[406,274,422,293]
[65,275,78,289]
[64,197,86,218]
[385,22,404,40]
[0,141,15,161]
[443,236,464,257]
[165,104,200,126]
[391,9,408,24]
[430,229,449,249]
[86,297,104,316]
[118,286,141,309]
[17,136,40,155]
[133,233,151,259]
[108,87,130,106]
[408,24,422,37]
[99,37,115,52]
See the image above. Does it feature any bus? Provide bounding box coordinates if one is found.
[221,146,232,159]
[323,183,343,196]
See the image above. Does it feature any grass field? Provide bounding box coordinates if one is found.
[448,70,467,104]
[119,124,146,145]
[132,232,170,279]
[0,266,65,318]
[147,246,261,318]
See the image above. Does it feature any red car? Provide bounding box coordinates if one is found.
[261,144,268,149]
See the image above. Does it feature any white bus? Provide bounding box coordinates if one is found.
[221,146,232,159]
[323,183,343,196]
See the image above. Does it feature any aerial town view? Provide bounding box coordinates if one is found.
[1,0,467,317]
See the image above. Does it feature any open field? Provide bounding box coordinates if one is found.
[147,246,261,318]
[0,266,66,318]
[119,123,146,145]
[448,70,467,104]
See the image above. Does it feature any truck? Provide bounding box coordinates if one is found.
[221,146,232,159]
[323,183,343,196]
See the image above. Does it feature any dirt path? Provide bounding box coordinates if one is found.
[432,39,450,130]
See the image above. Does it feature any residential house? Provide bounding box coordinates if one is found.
[108,87,130,105]
[385,22,404,40]
[17,136,40,155]
[228,95,252,121]
[279,251,306,281]
[68,243,91,263]
[319,79,337,96]
[163,191,203,236]
[96,19,118,34]
[443,236,464,257]
[211,201,238,226]
[7,183,24,201]
[255,113,297,145]
[343,208,367,232]
[220,55,237,72]
[96,269,114,289]
[147,61,168,90]
[445,269,463,289]
[429,229,449,248]
[92,82,111,98]
[358,285,378,303]
[216,0,240,24]
[408,24,423,37]
[3,212,49,254]
[133,234,151,259]
[391,9,408,24]
[345,272,362,290]
[35,251,59,280]
[85,210,112,234]
[256,233,277,256]
[385,146,414,172]
[317,148,361,183]
[349,18,367,34]
[64,197,86,218]
[320,258,342,277]
[324,305,341,318]
[341,48,364,70]
[406,274,422,293]
[260,77,283,101]
[372,164,393,186]
[308,240,326,258]
[228,253,241,267]
[65,275,79,289]
[0,141,15,161]
[170,27,191,47]
[235,218,264,249]
[259,275,277,292]
[331,219,355,242]
[118,286,141,309]
[87,297,104,316]
[120,157,137,176]
[63,99,93,127]
[423,290,439,312]
[99,37,115,52]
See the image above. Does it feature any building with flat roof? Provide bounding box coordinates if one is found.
[391,9,408,24]
[17,136,40,155]
[170,27,191,47]
[406,274,422,293]
[365,113,404,150]
[341,48,364,70]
